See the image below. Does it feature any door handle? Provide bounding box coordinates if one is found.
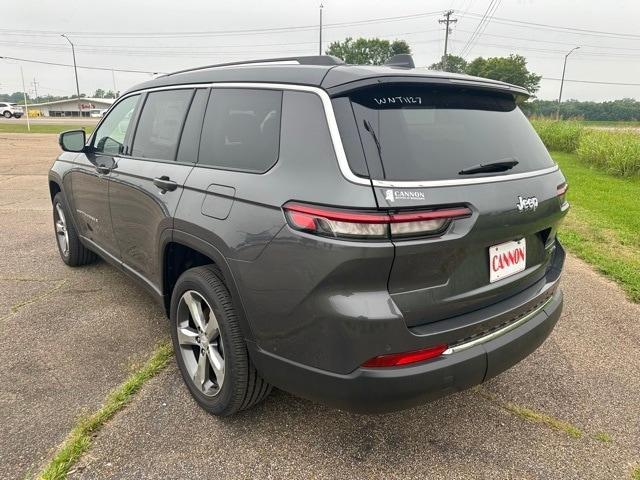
[96,165,112,175]
[153,176,178,193]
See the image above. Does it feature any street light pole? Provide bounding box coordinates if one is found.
[61,34,82,117]
[20,66,30,132]
[319,3,324,56]
[556,46,580,120]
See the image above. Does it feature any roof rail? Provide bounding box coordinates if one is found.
[163,55,345,77]
[384,54,415,69]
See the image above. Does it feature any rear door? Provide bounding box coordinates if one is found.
[108,88,201,290]
[333,84,567,327]
[173,87,285,260]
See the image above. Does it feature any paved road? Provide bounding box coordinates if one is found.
[1,133,638,479]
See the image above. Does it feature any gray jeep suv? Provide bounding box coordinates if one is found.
[49,55,568,416]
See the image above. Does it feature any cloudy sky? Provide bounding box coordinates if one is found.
[2,0,639,101]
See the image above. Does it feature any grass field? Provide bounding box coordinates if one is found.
[554,151,640,302]
[581,120,640,128]
[0,123,96,134]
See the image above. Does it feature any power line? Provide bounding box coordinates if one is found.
[0,11,443,39]
[0,56,162,74]
[459,12,640,40]
[542,77,640,86]
[466,40,640,58]
[459,0,501,58]
[454,29,640,52]
[0,28,444,52]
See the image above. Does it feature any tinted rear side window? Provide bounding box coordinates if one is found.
[198,88,282,173]
[177,89,209,163]
[340,84,555,181]
[132,89,194,161]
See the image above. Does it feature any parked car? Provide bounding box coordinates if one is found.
[49,55,569,416]
[0,102,23,118]
[89,109,107,118]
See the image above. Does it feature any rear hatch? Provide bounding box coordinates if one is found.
[331,82,568,327]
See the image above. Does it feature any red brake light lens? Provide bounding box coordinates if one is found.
[283,203,471,240]
[362,344,448,368]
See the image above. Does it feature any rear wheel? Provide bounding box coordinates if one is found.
[52,192,97,266]
[170,265,271,416]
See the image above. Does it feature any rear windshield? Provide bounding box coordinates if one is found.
[335,84,554,181]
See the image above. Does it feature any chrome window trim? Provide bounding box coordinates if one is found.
[371,165,559,188]
[442,295,554,355]
[114,82,557,188]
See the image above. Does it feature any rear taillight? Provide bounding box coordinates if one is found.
[283,202,471,240]
[557,182,569,205]
[362,344,448,368]
[557,182,568,197]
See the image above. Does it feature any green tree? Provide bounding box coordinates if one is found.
[93,88,105,98]
[428,54,468,74]
[104,90,117,99]
[524,98,640,121]
[326,37,411,65]
[465,54,541,95]
[0,92,28,103]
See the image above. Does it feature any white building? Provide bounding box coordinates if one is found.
[30,97,115,117]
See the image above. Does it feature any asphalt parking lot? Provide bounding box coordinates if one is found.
[1,132,638,479]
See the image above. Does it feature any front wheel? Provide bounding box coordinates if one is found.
[52,192,97,266]
[170,265,271,416]
[2,111,11,118]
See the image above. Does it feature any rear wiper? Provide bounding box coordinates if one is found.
[363,119,382,157]
[459,159,519,175]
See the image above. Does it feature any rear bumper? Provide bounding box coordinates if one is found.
[249,287,563,413]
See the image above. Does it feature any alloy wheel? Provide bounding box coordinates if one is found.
[54,203,69,257]
[176,290,225,397]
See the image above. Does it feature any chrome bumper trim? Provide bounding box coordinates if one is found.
[441,295,554,355]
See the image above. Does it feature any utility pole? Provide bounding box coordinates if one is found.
[438,10,457,71]
[31,78,39,100]
[20,66,30,132]
[319,3,324,56]
[557,46,580,120]
[61,34,82,117]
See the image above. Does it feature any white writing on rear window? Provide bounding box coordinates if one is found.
[373,96,422,106]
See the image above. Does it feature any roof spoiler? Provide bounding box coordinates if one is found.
[384,54,415,69]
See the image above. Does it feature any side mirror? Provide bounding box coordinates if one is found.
[59,130,86,152]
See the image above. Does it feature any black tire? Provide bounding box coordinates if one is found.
[170,265,272,416]
[2,111,11,118]
[13,114,22,119]
[52,192,97,266]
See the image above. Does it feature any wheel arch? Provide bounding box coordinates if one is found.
[161,230,255,341]
[48,177,62,202]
